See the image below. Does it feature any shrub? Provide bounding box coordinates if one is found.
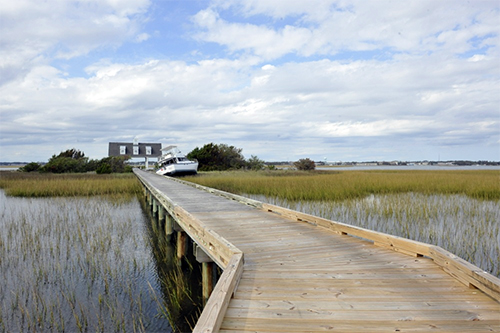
[294,158,316,171]
[96,163,112,174]
[246,155,265,170]
[19,162,41,172]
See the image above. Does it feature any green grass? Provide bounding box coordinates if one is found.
[184,169,500,201]
[0,172,142,197]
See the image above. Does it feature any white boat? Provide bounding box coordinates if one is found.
[156,145,198,176]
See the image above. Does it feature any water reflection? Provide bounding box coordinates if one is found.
[140,197,203,332]
[0,190,173,332]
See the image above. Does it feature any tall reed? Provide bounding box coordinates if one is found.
[0,191,171,331]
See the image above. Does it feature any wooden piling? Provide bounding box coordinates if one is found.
[176,231,187,260]
[158,205,165,223]
[165,214,173,236]
[152,198,158,215]
[202,262,214,305]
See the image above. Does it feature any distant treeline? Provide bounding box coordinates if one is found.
[265,160,500,166]
[186,143,266,171]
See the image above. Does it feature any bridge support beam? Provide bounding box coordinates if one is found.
[176,231,188,260]
[165,214,174,237]
[152,198,158,215]
[140,180,220,308]
[194,244,215,305]
[202,262,214,306]
[147,191,153,206]
[158,205,165,223]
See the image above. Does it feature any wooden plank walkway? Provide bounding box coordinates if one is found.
[134,169,500,333]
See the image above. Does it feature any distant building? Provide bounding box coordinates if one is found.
[108,141,162,169]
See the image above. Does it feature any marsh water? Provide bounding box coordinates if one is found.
[0,190,200,332]
[2,187,498,332]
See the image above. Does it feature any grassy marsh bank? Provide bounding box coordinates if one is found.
[0,172,142,197]
[184,169,500,201]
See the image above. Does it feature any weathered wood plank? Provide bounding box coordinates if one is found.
[220,318,500,332]
[227,299,500,311]
[194,253,244,333]
[224,307,500,321]
[429,246,500,302]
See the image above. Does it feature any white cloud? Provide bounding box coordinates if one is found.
[0,0,499,162]
[193,0,499,61]
[192,9,313,60]
[0,0,151,85]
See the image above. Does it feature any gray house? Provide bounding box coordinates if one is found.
[108,141,162,169]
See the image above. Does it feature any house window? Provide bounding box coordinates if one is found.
[120,146,126,154]
[146,146,152,155]
[133,146,139,155]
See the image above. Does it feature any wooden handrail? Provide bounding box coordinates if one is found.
[262,203,432,257]
[261,202,500,302]
[429,246,500,301]
[134,170,246,330]
[193,253,244,333]
[168,175,500,303]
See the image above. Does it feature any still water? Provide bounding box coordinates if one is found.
[0,190,192,332]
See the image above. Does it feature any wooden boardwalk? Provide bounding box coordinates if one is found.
[134,169,500,333]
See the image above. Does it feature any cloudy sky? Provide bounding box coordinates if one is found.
[0,0,499,163]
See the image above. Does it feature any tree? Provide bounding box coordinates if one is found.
[187,143,220,171]
[96,163,113,174]
[246,155,265,170]
[96,156,131,173]
[218,144,245,170]
[53,148,85,159]
[187,143,246,171]
[294,158,316,171]
[39,148,88,173]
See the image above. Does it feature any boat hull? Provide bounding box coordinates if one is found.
[156,162,198,176]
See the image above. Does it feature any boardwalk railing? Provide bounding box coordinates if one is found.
[168,176,500,303]
[135,170,500,332]
[261,203,500,302]
[135,170,244,332]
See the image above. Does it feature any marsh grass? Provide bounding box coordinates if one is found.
[185,169,500,201]
[141,199,203,332]
[0,191,171,332]
[0,172,142,197]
